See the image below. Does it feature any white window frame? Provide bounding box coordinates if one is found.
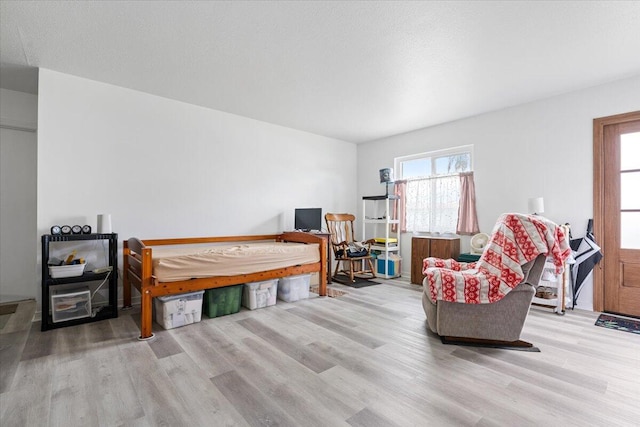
[395,145,474,233]
[394,145,474,180]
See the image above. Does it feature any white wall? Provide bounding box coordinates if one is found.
[0,88,38,302]
[37,68,357,308]
[357,75,640,310]
[0,88,38,130]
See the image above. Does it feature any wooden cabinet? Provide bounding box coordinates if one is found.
[411,236,460,284]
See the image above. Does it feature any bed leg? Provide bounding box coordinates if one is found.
[318,265,327,297]
[319,236,328,297]
[138,289,155,340]
[122,242,132,308]
[123,274,132,309]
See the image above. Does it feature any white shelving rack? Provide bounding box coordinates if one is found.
[531,224,572,315]
[362,195,401,278]
[532,259,571,314]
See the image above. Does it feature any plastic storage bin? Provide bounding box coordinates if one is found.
[49,263,86,278]
[154,290,204,330]
[203,284,243,318]
[51,286,91,323]
[242,279,278,310]
[377,255,401,276]
[277,274,311,302]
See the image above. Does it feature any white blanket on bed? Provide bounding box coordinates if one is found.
[151,242,319,282]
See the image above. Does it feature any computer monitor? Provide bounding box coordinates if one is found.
[294,208,322,232]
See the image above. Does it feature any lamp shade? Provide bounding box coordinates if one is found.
[97,214,112,233]
[379,168,394,183]
[528,197,544,214]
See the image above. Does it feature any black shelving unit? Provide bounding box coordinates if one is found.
[41,233,118,331]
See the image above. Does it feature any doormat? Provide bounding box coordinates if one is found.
[595,313,640,335]
[331,275,379,288]
[310,285,348,298]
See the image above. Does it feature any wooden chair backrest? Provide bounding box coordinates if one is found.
[325,213,357,247]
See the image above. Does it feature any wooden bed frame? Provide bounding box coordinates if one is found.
[123,232,327,340]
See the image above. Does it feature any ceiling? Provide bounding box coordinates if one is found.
[2,1,639,143]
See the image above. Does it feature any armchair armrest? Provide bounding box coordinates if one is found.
[422,257,477,274]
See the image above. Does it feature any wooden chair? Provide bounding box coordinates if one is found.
[325,213,377,282]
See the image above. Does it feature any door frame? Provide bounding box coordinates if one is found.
[592,110,640,312]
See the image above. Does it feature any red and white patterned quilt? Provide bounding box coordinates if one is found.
[422,213,571,304]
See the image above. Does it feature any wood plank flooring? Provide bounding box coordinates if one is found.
[1,280,639,426]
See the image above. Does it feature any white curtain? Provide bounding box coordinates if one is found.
[404,175,460,233]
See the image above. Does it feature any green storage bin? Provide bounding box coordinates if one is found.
[203,284,243,318]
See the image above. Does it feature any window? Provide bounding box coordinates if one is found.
[620,131,640,249]
[395,145,473,233]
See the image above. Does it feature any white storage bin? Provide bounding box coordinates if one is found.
[49,263,86,278]
[242,279,278,310]
[51,287,91,323]
[278,274,311,302]
[154,290,204,330]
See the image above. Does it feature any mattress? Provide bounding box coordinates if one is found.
[151,242,319,282]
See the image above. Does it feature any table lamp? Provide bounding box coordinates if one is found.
[528,197,544,215]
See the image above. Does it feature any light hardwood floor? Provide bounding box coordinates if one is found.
[1,279,639,426]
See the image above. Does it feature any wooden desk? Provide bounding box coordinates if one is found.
[301,232,332,284]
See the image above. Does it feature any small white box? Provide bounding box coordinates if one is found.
[51,287,91,323]
[242,280,278,310]
[278,274,311,302]
[154,290,204,330]
[49,263,86,278]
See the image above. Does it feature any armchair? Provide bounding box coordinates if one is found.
[422,213,571,348]
[423,255,545,347]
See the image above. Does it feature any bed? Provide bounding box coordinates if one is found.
[123,232,327,339]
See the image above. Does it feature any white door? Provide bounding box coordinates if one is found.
[0,127,37,302]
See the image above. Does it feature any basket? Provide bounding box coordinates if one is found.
[203,284,243,318]
[49,263,86,278]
